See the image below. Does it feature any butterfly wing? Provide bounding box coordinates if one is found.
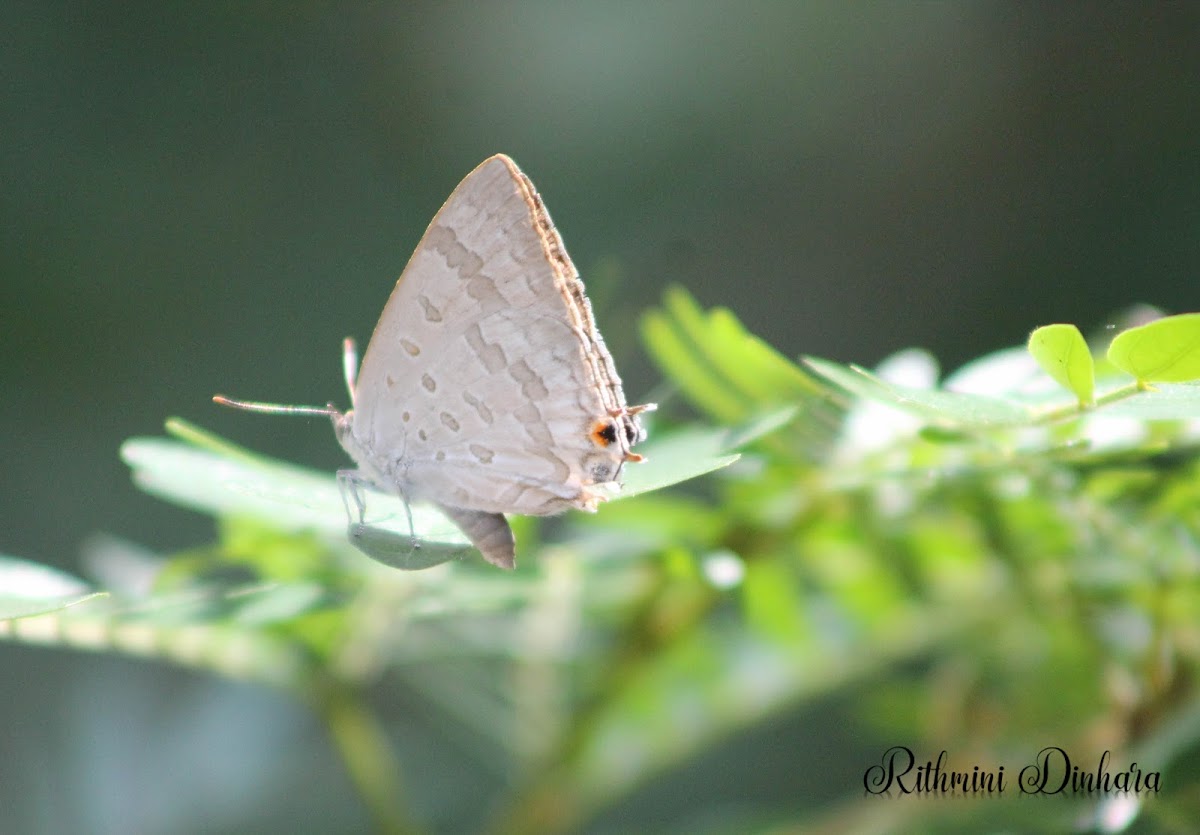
[348,155,648,521]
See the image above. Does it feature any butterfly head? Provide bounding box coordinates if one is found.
[615,402,656,452]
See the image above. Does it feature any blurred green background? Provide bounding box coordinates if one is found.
[3,3,1198,833]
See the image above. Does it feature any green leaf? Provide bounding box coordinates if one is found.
[720,405,799,449]
[641,287,821,424]
[1027,324,1095,405]
[612,427,740,497]
[0,557,105,621]
[803,356,1031,427]
[620,406,797,497]
[1107,312,1200,383]
[121,430,473,557]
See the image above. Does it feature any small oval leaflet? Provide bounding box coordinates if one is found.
[1027,323,1094,405]
[215,155,655,569]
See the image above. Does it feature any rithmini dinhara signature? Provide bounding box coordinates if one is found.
[863,746,1161,796]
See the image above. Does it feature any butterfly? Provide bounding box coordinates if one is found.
[215,154,653,568]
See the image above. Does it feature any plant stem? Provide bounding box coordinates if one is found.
[1031,381,1141,424]
[313,678,424,835]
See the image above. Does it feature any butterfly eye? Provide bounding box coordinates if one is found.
[623,419,639,445]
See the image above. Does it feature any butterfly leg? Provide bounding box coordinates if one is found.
[336,468,369,524]
[337,469,425,558]
[398,488,420,552]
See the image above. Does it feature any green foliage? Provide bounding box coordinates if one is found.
[0,557,106,620]
[6,290,1200,833]
[1108,312,1200,384]
[1028,323,1095,405]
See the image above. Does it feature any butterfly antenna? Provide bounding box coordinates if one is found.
[212,395,340,417]
[342,337,359,403]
